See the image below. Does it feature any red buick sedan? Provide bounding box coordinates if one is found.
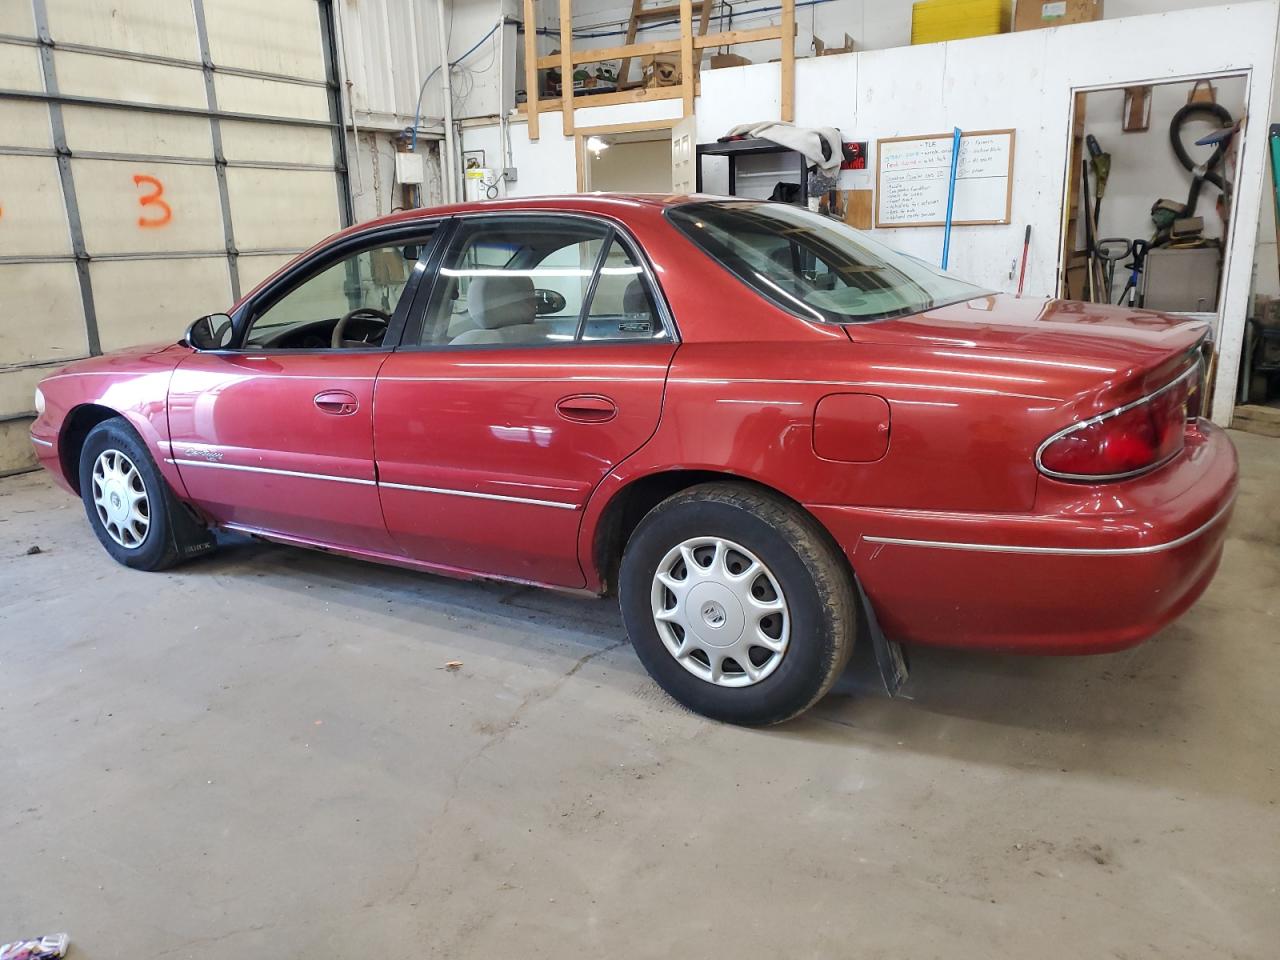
[29,195,1237,724]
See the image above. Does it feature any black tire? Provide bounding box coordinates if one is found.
[618,482,857,725]
[78,418,215,571]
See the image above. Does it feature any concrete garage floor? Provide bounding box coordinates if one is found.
[1,434,1277,960]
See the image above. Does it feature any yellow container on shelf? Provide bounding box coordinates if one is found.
[911,0,1012,44]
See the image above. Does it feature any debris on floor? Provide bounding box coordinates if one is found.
[442,660,464,672]
[0,933,69,960]
[24,545,42,555]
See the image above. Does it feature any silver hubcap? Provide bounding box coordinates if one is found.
[91,449,150,549]
[650,537,789,687]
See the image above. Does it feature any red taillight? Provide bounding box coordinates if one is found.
[1037,369,1195,481]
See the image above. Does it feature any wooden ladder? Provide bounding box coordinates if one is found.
[617,0,714,89]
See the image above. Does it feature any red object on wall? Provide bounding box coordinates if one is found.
[840,142,868,170]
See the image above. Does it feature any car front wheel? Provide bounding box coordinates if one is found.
[618,482,857,724]
[78,418,214,571]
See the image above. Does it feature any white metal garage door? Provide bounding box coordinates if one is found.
[0,0,351,471]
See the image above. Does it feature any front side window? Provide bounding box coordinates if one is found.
[243,237,428,349]
[415,216,667,347]
[666,200,988,323]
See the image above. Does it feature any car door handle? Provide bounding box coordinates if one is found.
[556,394,617,423]
[314,390,359,416]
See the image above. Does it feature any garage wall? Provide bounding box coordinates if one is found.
[0,0,351,473]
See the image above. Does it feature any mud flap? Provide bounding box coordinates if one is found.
[855,576,910,698]
[166,488,217,559]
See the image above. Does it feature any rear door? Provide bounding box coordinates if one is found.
[374,213,676,587]
[167,225,438,551]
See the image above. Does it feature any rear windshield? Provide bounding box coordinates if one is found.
[666,200,988,324]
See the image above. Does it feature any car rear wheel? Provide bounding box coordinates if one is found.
[78,419,214,571]
[618,482,857,724]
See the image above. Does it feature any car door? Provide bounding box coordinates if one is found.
[167,224,439,552]
[374,213,677,587]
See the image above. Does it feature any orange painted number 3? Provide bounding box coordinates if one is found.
[132,174,172,228]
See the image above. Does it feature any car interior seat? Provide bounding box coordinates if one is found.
[452,274,547,345]
[622,278,650,316]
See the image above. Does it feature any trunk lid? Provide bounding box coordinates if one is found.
[847,293,1208,401]
[852,294,1206,360]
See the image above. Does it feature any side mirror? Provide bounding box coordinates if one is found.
[185,313,234,351]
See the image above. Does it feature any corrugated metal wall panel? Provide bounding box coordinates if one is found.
[44,0,200,59]
[1,156,71,254]
[56,53,208,108]
[92,258,233,351]
[61,106,214,159]
[339,0,442,125]
[0,45,45,91]
[0,265,87,365]
[226,167,343,249]
[204,0,329,80]
[71,158,225,253]
[0,3,35,37]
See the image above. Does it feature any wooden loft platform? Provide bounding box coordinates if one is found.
[520,0,795,140]
[530,24,795,71]
[516,82,703,115]
[617,0,714,89]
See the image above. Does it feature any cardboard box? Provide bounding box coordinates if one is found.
[708,53,751,69]
[1013,0,1102,31]
[814,32,855,56]
[642,56,680,87]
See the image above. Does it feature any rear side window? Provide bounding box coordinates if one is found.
[666,200,988,324]
[581,238,660,341]
[414,215,668,347]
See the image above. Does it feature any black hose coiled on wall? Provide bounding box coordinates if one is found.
[1168,100,1233,223]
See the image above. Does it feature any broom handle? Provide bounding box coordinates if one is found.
[1016,225,1031,297]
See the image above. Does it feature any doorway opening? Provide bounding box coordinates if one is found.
[1059,74,1247,326]
[577,124,675,193]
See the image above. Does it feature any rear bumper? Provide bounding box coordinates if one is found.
[809,421,1237,654]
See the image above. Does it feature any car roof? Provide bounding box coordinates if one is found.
[348,193,707,236]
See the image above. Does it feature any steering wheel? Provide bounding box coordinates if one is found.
[332,307,391,349]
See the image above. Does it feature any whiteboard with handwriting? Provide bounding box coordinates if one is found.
[875,130,1015,228]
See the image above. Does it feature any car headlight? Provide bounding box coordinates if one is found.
[34,386,45,416]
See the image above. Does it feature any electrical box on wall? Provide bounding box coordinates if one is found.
[464,167,498,202]
[395,152,425,185]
